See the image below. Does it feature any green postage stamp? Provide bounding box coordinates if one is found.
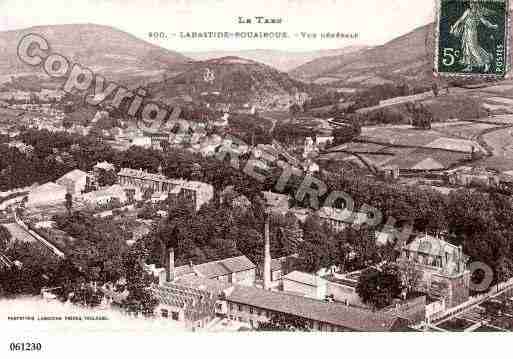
[435,0,510,78]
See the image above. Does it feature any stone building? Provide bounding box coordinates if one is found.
[221,285,409,331]
[146,249,256,328]
[117,168,213,211]
[397,234,470,308]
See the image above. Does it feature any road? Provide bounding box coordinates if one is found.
[3,214,65,258]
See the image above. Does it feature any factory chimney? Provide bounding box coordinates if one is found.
[263,210,271,290]
[166,247,175,282]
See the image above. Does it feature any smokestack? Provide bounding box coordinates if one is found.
[167,248,175,282]
[158,269,166,286]
[263,211,271,290]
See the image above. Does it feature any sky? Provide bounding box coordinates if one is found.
[0,0,440,51]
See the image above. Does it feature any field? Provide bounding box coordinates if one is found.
[434,122,500,139]
[360,124,482,152]
[323,121,492,171]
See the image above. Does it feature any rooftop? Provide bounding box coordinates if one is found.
[283,271,324,287]
[174,255,256,280]
[31,182,67,194]
[118,168,212,191]
[173,275,233,294]
[225,285,406,331]
[317,207,368,226]
[94,161,115,171]
[323,274,359,288]
[406,234,460,257]
[262,191,290,209]
[57,169,89,182]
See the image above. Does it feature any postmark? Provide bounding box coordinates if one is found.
[435,0,510,78]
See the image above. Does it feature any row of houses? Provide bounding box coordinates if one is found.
[133,229,471,331]
[22,165,214,212]
[140,248,411,332]
[117,168,214,211]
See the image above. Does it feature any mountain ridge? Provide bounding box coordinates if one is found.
[289,23,434,86]
[184,47,367,72]
[0,24,189,86]
[147,55,320,111]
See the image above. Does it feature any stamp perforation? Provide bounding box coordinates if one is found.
[434,0,511,79]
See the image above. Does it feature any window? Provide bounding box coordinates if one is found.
[256,308,261,316]
[161,309,169,318]
[171,311,179,321]
[249,307,254,314]
[229,303,233,311]
[238,304,242,312]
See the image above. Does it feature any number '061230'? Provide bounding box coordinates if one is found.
[9,342,42,351]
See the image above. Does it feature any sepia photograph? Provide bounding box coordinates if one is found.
[0,0,513,357]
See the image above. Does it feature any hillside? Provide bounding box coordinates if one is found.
[290,24,435,87]
[0,24,189,86]
[292,10,513,89]
[184,47,367,72]
[147,56,320,111]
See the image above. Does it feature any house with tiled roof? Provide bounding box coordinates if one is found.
[117,168,213,211]
[145,250,257,328]
[397,234,470,307]
[173,255,256,286]
[223,285,409,331]
[317,207,368,232]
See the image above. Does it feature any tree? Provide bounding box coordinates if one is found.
[97,169,117,187]
[65,193,73,215]
[332,119,361,145]
[53,211,130,283]
[293,215,336,273]
[398,260,422,295]
[408,103,433,130]
[257,312,311,332]
[125,188,136,204]
[495,256,513,286]
[138,204,157,220]
[70,284,104,307]
[289,103,302,117]
[4,241,63,296]
[122,247,158,316]
[0,225,11,251]
[356,265,403,309]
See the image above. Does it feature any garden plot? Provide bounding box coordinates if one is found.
[360,127,443,147]
[425,137,477,153]
[360,126,480,153]
[433,122,500,140]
